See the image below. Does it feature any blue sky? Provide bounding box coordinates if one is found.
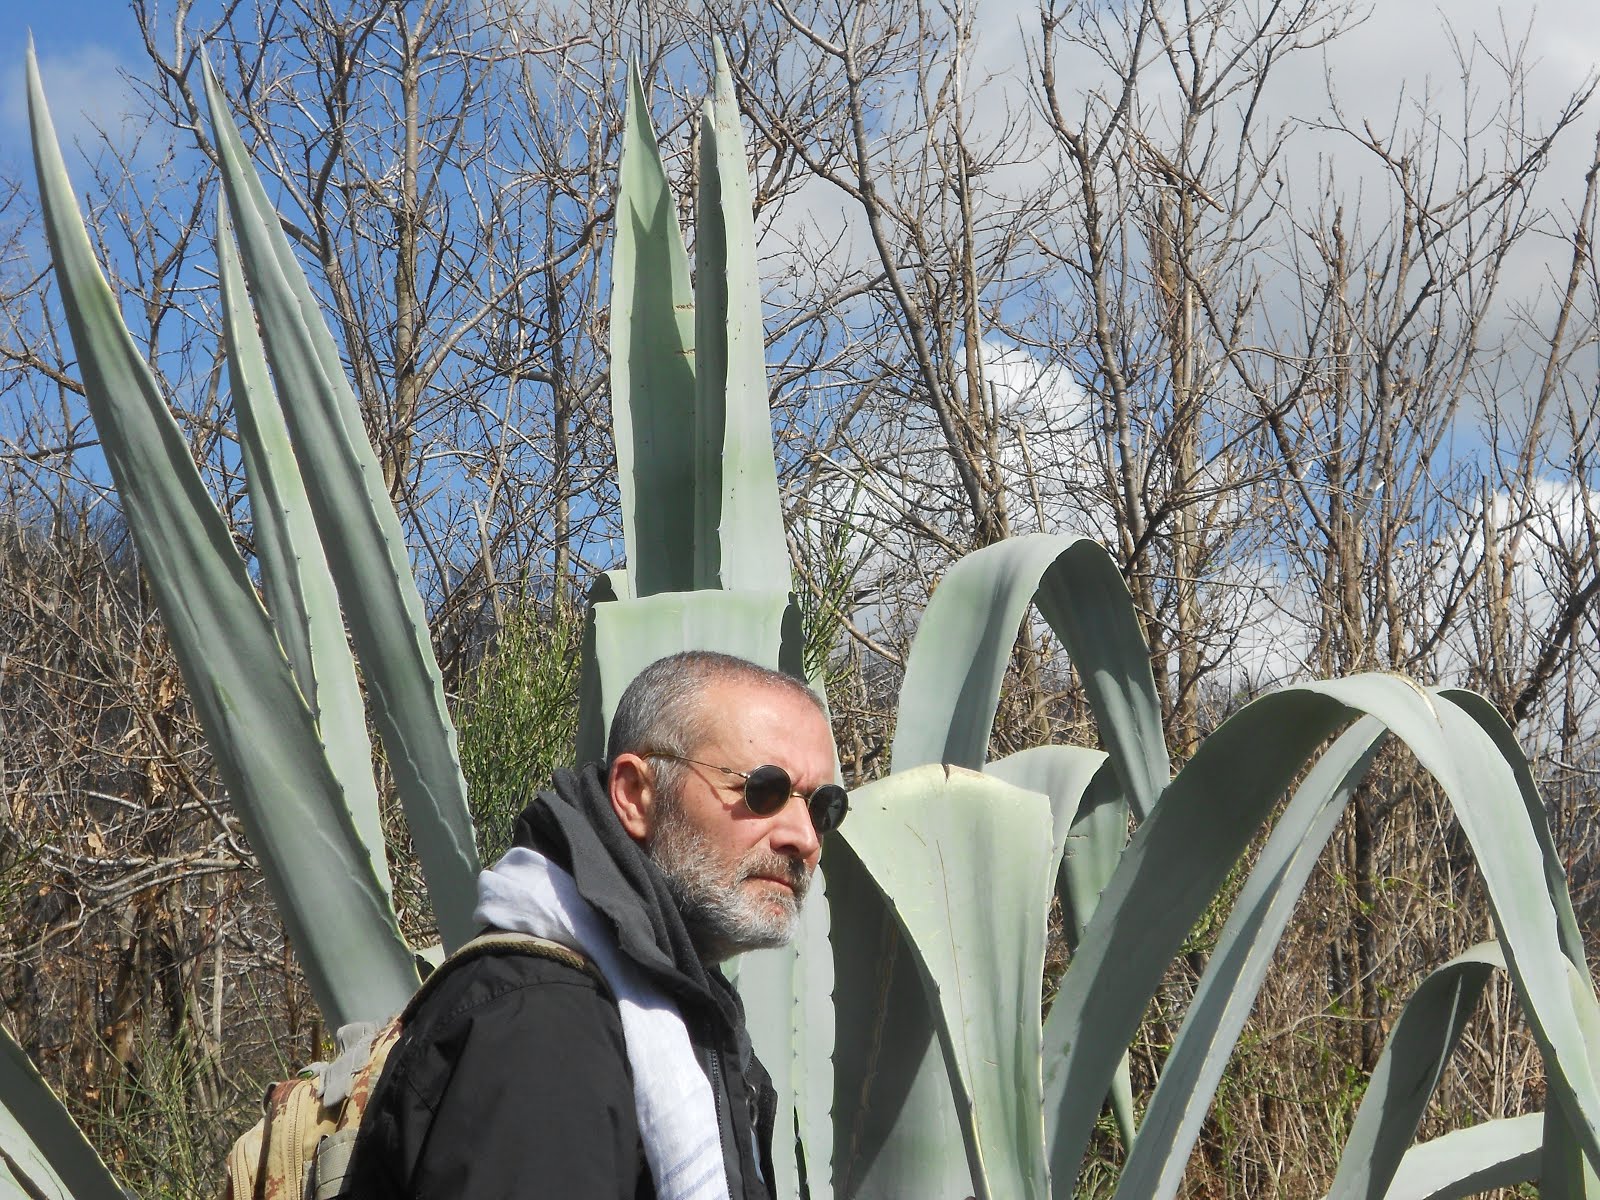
[4,2,152,174]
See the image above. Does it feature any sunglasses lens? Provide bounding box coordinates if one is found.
[742,764,793,816]
[808,785,849,835]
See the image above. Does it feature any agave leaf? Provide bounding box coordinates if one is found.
[735,867,835,1200]
[0,1021,122,1200]
[829,831,966,1199]
[219,203,388,895]
[585,588,798,747]
[988,748,1136,1144]
[1377,1114,1542,1200]
[29,50,415,1025]
[1116,718,1387,1198]
[203,66,480,950]
[985,745,1106,871]
[611,60,699,597]
[1046,677,1600,1190]
[1541,958,1600,1199]
[694,40,787,593]
[1323,944,1504,1200]
[1543,1102,1600,1199]
[836,764,1054,1200]
[892,535,1167,820]
[1442,688,1586,968]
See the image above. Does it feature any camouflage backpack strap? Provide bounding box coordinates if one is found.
[308,930,601,1200]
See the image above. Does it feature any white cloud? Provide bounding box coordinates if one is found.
[1,46,142,168]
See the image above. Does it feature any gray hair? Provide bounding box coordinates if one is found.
[605,651,824,795]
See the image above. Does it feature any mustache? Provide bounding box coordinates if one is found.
[740,851,811,900]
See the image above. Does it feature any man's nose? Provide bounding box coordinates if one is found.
[769,791,823,865]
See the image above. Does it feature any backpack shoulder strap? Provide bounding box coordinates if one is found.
[400,930,602,1022]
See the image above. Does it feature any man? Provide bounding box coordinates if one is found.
[343,650,846,1200]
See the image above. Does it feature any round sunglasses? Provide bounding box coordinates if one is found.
[643,750,849,835]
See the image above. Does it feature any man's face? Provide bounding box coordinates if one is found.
[640,680,835,961]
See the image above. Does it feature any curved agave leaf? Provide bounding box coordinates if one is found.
[835,765,1055,1200]
[0,1022,123,1200]
[29,51,415,1026]
[1046,677,1600,1191]
[1377,1114,1541,1200]
[1115,718,1387,1198]
[203,66,480,950]
[892,535,1167,820]
[1323,944,1504,1200]
[611,60,700,598]
[219,204,387,896]
[1442,689,1586,968]
[694,40,788,594]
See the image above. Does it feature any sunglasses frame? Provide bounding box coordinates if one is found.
[640,750,848,834]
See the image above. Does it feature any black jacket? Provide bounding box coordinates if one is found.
[343,764,779,1199]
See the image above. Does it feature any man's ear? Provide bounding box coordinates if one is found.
[608,753,655,843]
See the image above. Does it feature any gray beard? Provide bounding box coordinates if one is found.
[647,808,811,962]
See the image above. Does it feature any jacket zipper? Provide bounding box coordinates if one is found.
[704,1039,727,1167]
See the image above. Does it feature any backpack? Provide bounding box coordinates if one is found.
[222,931,597,1200]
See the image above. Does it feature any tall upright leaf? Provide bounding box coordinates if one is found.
[203,66,480,950]
[837,765,1055,1199]
[584,589,802,749]
[694,40,787,593]
[611,61,700,597]
[219,204,388,895]
[28,51,416,1026]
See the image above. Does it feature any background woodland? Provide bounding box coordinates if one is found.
[3,0,1600,1194]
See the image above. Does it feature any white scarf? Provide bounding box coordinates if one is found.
[474,847,732,1200]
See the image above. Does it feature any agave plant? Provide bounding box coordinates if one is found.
[17,36,1600,1200]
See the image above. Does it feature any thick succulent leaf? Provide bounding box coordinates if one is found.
[1442,688,1586,969]
[694,40,787,593]
[985,745,1106,872]
[576,570,627,764]
[203,66,480,950]
[988,747,1136,1145]
[1377,1115,1541,1200]
[1051,761,1129,941]
[611,60,699,597]
[29,51,415,1026]
[1542,958,1600,1198]
[219,204,388,895]
[1543,1102,1600,1199]
[892,536,1167,820]
[1046,677,1600,1191]
[735,866,835,1200]
[0,1021,122,1200]
[1324,944,1504,1200]
[1116,718,1387,1199]
[585,589,797,746]
[829,831,967,1200]
[837,765,1054,1200]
